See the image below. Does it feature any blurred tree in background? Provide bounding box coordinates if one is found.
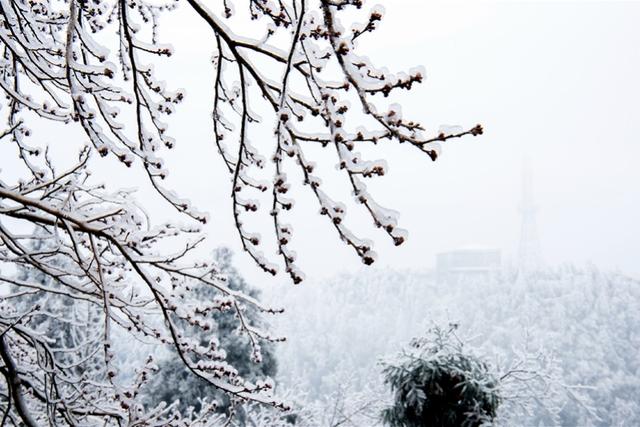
[143,248,278,420]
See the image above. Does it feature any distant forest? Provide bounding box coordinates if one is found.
[271,266,640,426]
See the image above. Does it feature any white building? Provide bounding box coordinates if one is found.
[436,247,501,284]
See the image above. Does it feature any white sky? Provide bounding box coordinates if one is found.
[205,0,640,284]
[160,0,640,285]
[361,1,640,276]
[3,1,639,285]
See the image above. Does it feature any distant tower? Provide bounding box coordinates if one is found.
[517,158,542,276]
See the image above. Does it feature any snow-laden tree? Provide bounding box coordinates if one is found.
[142,248,278,420]
[382,324,500,427]
[272,266,640,426]
[9,234,103,370]
[2,234,106,423]
[0,0,480,424]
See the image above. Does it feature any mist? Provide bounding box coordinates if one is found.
[1,1,639,426]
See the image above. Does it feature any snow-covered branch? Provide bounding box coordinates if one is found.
[0,0,478,423]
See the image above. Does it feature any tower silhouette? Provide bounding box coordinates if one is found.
[517,158,542,277]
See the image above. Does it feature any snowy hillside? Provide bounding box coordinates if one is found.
[270,266,640,426]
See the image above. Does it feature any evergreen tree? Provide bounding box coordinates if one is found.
[382,325,500,427]
[143,248,277,419]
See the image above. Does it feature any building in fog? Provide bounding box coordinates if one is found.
[436,247,501,284]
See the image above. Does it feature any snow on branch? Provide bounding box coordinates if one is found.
[189,0,481,281]
[0,0,479,424]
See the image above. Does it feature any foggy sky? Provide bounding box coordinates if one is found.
[3,1,639,284]
[200,1,640,284]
